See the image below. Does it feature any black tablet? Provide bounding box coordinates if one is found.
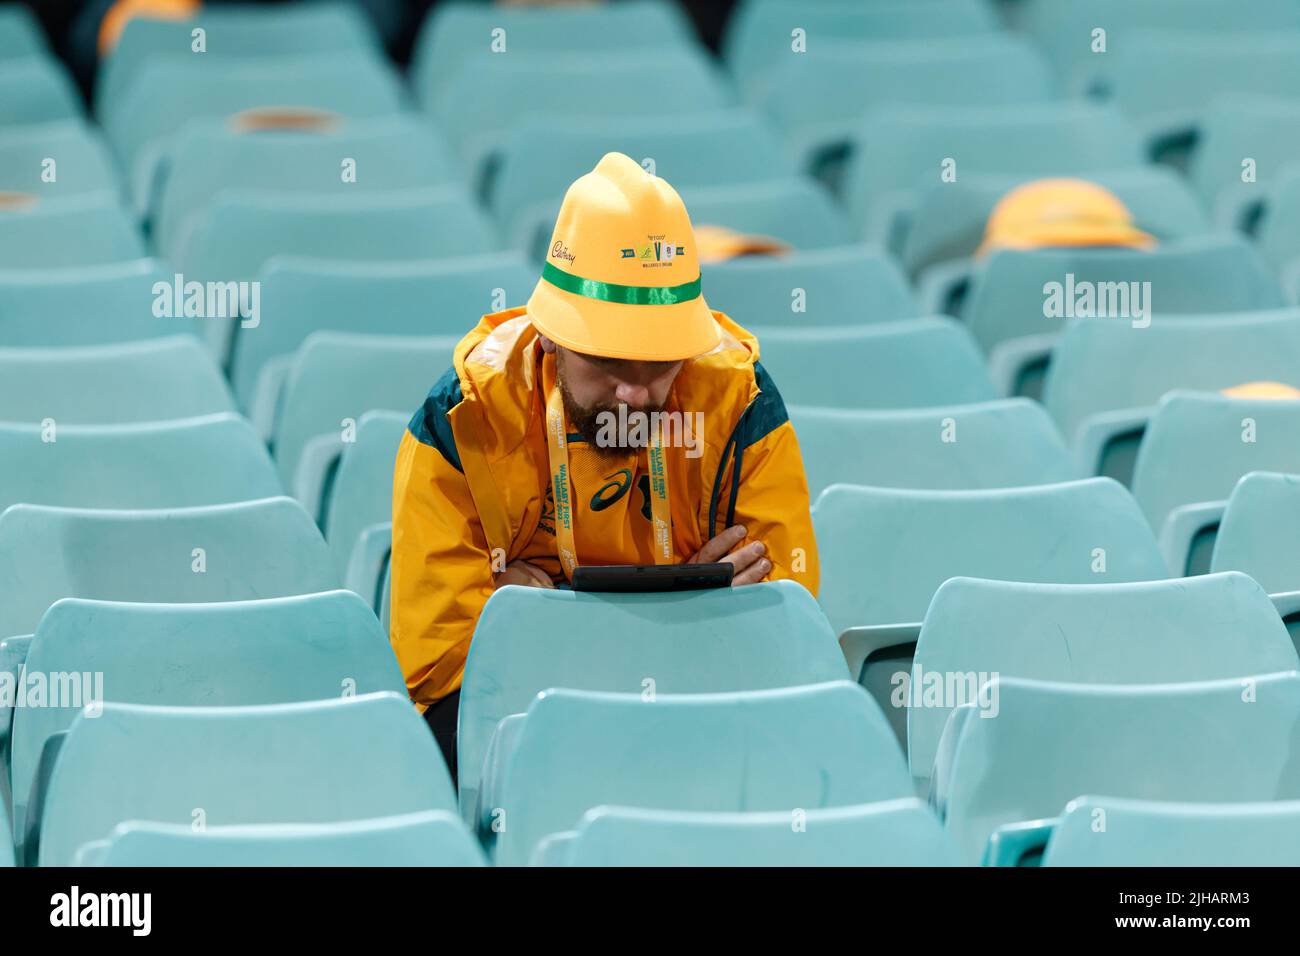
[571,563,734,592]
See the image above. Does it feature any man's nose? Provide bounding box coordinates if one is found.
[614,381,650,409]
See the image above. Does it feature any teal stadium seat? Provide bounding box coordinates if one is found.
[842,104,1144,250]
[0,259,201,346]
[759,36,1056,179]
[681,179,854,253]
[38,693,457,866]
[1131,392,1300,576]
[703,246,918,330]
[1213,472,1300,601]
[459,581,848,824]
[960,236,1285,399]
[909,573,1298,791]
[489,682,912,866]
[273,333,457,523]
[723,0,999,99]
[0,498,338,641]
[0,337,233,425]
[789,399,1076,500]
[77,812,486,867]
[0,413,282,514]
[153,116,461,254]
[1257,167,1300,303]
[235,255,533,431]
[937,674,1300,865]
[0,798,10,867]
[491,113,793,251]
[0,195,144,268]
[0,122,121,198]
[534,799,959,867]
[1042,797,1300,867]
[411,0,697,104]
[1191,96,1300,231]
[0,56,81,126]
[1042,310,1300,482]
[0,5,46,60]
[754,318,996,409]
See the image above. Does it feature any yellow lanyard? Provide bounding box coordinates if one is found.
[545,385,673,578]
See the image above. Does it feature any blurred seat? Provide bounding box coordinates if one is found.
[1213,472,1300,601]
[937,673,1300,864]
[1191,96,1300,231]
[535,799,959,867]
[0,195,144,268]
[910,573,1297,790]
[1258,167,1300,302]
[0,122,120,197]
[459,581,847,823]
[790,399,1076,500]
[0,337,233,425]
[0,56,81,126]
[38,693,456,866]
[0,497,337,641]
[489,681,911,866]
[704,245,917,330]
[77,812,486,867]
[754,318,996,409]
[273,333,457,523]
[235,254,532,430]
[1042,310,1300,482]
[682,179,853,253]
[0,5,46,60]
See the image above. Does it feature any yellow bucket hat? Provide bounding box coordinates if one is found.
[527,151,720,362]
[977,178,1156,257]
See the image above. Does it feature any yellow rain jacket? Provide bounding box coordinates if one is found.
[390,306,820,709]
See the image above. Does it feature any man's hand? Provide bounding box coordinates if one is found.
[689,524,771,586]
[494,559,556,589]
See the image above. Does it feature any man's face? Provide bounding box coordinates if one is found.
[552,343,684,457]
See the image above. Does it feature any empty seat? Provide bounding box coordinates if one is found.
[962,236,1285,399]
[790,399,1076,500]
[937,673,1300,864]
[273,333,458,522]
[154,117,461,253]
[0,414,281,514]
[9,591,404,853]
[1212,471,1300,598]
[77,812,486,867]
[755,318,997,409]
[1131,392,1300,576]
[537,799,959,867]
[0,5,46,61]
[1258,167,1300,302]
[1191,95,1300,231]
[0,498,338,641]
[681,179,854,254]
[235,254,531,429]
[1042,310,1300,481]
[0,122,120,197]
[38,693,456,866]
[0,196,144,268]
[460,581,848,822]
[0,56,81,127]
[704,245,918,330]
[0,337,233,425]
[325,411,406,604]
[910,573,1298,790]
[1042,796,1300,867]
[490,682,912,866]
[0,259,201,346]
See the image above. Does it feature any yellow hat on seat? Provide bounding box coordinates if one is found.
[977,178,1156,257]
[527,152,720,362]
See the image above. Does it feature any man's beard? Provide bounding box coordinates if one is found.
[556,352,666,462]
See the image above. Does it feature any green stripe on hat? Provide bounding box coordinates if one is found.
[541,261,701,306]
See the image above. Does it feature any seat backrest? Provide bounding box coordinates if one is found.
[0,195,144,268]
[549,798,959,867]
[1191,95,1300,229]
[0,413,281,514]
[941,673,1300,864]
[325,410,407,580]
[0,337,232,424]
[1258,167,1300,276]
[460,580,847,814]
[703,245,916,328]
[1043,310,1300,449]
[813,478,1167,635]
[12,591,404,842]
[81,812,486,867]
[962,235,1284,354]
[39,693,456,866]
[493,681,911,865]
[1212,471,1300,595]
[0,56,81,126]
[0,498,337,639]
[1043,795,1300,866]
[790,399,1075,499]
[682,179,854,252]
[0,5,46,61]
[0,121,119,197]
[910,572,1298,787]
[755,317,996,409]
